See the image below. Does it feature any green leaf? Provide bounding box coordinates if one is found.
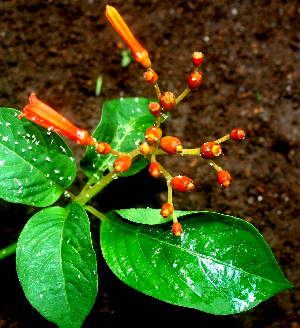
[100,210,293,315]
[16,202,98,328]
[0,108,76,207]
[80,98,155,181]
[114,207,200,224]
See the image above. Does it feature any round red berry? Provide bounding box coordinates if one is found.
[192,52,203,66]
[230,128,245,140]
[172,222,183,236]
[149,162,161,177]
[188,71,202,89]
[96,142,111,155]
[161,203,174,218]
[148,102,161,116]
[145,126,163,145]
[159,92,176,112]
[113,156,132,174]
[144,70,158,84]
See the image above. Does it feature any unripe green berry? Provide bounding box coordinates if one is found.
[159,136,183,154]
[159,92,176,112]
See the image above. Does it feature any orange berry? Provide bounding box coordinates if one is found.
[172,222,183,236]
[160,203,174,218]
[96,142,111,155]
[149,162,160,177]
[113,155,132,174]
[171,176,194,193]
[217,170,232,187]
[159,92,176,112]
[200,142,222,159]
[159,136,183,154]
[230,128,245,140]
[144,126,162,145]
[188,71,202,89]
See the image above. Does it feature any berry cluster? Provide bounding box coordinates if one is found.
[99,6,246,236]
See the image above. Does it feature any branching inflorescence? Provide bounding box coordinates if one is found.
[19,5,245,236]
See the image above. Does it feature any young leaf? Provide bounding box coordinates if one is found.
[100,210,293,315]
[0,108,76,207]
[80,98,155,182]
[16,202,98,328]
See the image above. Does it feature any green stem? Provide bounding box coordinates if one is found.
[83,205,107,222]
[154,82,161,99]
[176,87,191,104]
[214,134,230,144]
[0,242,17,260]
[76,170,119,206]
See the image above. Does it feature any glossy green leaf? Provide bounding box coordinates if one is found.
[114,207,199,224]
[80,98,155,182]
[100,210,293,315]
[0,108,76,207]
[16,203,98,328]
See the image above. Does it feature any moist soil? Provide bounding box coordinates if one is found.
[0,0,299,327]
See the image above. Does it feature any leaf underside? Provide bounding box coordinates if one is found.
[100,210,293,315]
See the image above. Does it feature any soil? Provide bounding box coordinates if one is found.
[0,0,300,327]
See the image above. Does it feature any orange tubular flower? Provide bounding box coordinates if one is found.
[105,5,151,68]
[19,93,95,146]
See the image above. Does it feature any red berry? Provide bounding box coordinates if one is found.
[145,126,162,145]
[149,162,160,177]
[159,92,176,112]
[192,52,203,66]
[171,176,194,193]
[188,71,202,89]
[96,142,111,155]
[217,170,231,187]
[113,155,132,174]
[200,142,222,159]
[230,128,245,140]
[172,222,183,236]
[144,70,158,84]
[148,102,161,116]
[161,203,174,218]
[139,142,155,155]
[159,136,183,154]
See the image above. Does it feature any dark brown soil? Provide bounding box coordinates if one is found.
[0,0,299,327]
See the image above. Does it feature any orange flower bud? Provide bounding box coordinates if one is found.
[200,142,222,159]
[161,203,174,218]
[159,92,176,112]
[159,136,183,154]
[144,70,158,84]
[171,176,195,193]
[18,93,95,146]
[96,142,111,155]
[172,222,183,236]
[113,155,132,174]
[230,128,245,140]
[144,126,162,145]
[105,5,151,68]
[149,162,161,177]
[217,170,232,187]
[139,142,155,155]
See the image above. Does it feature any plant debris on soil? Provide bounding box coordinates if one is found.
[0,0,299,327]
